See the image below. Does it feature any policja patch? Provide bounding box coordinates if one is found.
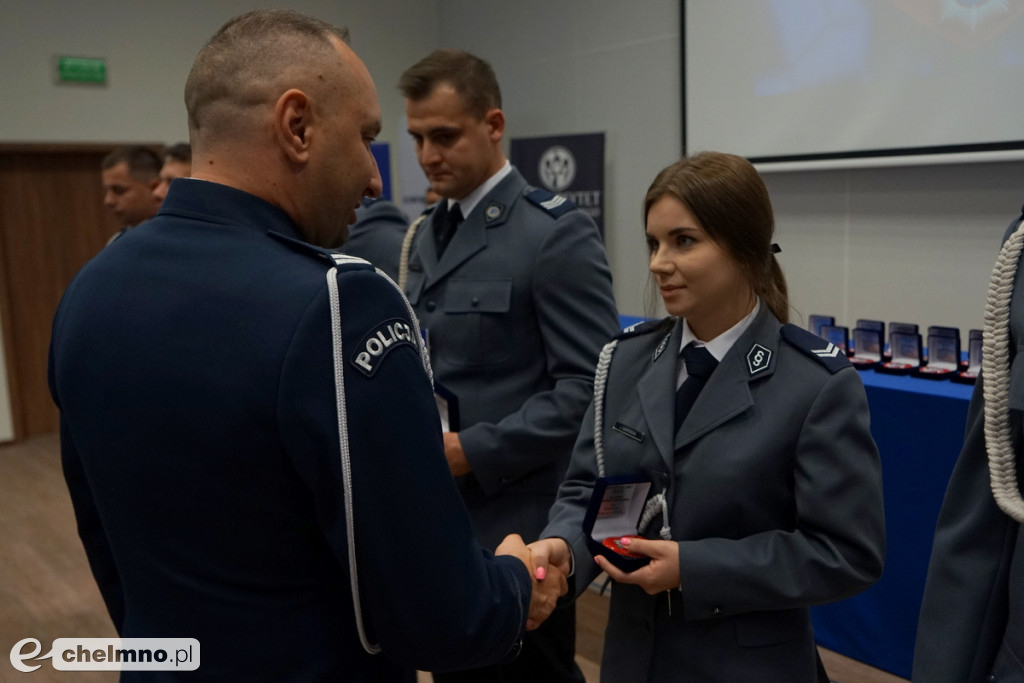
[351,318,415,376]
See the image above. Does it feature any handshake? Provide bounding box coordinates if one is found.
[495,535,573,631]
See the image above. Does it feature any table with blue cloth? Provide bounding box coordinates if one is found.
[810,371,972,679]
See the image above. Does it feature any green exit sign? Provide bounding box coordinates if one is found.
[56,56,107,84]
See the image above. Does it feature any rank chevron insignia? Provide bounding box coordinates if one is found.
[540,195,566,211]
[812,343,843,358]
[780,324,851,374]
[524,188,576,218]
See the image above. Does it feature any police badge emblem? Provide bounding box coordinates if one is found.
[746,343,772,375]
[484,202,504,222]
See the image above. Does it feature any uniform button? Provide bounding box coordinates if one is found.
[425,301,436,312]
[471,297,480,307]
[711,607,722,616]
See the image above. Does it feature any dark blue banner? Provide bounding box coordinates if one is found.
[510,132,605,236]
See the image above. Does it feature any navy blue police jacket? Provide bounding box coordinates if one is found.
[49,179,530,681]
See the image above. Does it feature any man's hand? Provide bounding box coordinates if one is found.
[496,534,569,631]
[594,537,680,595]
[443,431,470,476]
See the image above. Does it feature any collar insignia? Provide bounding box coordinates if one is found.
[484,202,504,222]
[653,332,671,362]
[746,343,772,375]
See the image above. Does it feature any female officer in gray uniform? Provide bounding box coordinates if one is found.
[531,152,886,682]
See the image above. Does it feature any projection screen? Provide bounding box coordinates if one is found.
[684,0,1024,169]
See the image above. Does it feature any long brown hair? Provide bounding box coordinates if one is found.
[643,152,788,323]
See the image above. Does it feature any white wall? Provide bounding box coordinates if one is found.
[0,1,440,442]
[0,0,439,146]
[765,161,1024,335]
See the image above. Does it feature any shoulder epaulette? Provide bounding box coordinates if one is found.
[615,317,674,341]
[780,324,850,374]
[523,187,577,219]
[268,230,376,272]
[327,252,376,272]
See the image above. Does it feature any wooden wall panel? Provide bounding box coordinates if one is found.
[0,148,120,439]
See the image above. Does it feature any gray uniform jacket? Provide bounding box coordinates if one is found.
[343,198,409,281]
[913,212,1024,683]
[543,307,886,682]
[403,167,620,548]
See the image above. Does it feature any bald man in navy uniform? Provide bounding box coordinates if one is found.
[399,49,620,683]
[49,11,564,681]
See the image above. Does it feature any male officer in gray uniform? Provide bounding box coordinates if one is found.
[399,49,620,682]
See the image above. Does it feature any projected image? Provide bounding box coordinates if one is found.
[932,0,1014,34]
[757,0,1022,96]
[686,0,1024,163]
[756,0,871,97]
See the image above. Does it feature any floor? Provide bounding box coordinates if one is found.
[1,433,906,682]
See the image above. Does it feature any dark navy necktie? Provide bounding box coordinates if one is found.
[674,344,718,431]
[435,202,463,258]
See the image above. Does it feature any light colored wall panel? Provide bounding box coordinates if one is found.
[767,161,1024,336]
[574,37,682,317]
[762,170,852,328]
[0,0,439,150]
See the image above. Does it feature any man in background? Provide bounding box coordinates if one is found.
[399,48,619,682]
[343,197,408,280]
[153,142,191,203]
[100,145,161,241]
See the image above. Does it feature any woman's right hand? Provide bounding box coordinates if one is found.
[527,537,572,583]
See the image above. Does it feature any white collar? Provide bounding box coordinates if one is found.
[680,300,761,362]
[447,160,512,220]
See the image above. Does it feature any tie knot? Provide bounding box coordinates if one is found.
[681,344,718,379]
[435,203,464,257]
[446,203,464,226]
